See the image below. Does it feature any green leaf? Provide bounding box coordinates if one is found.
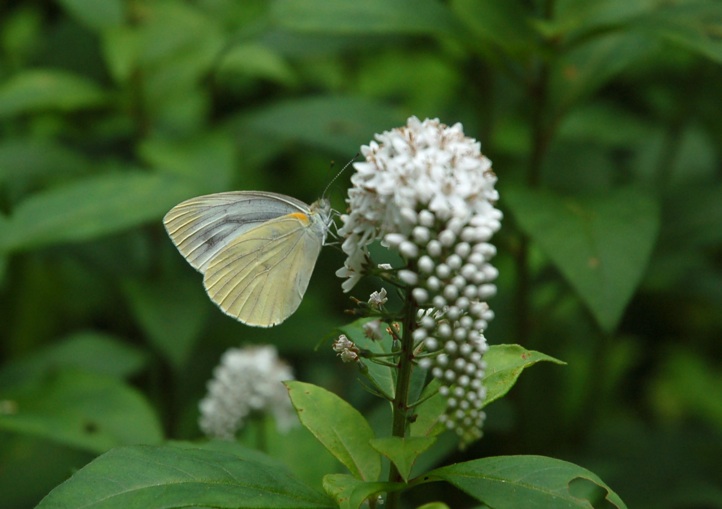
[410,346,562,437]
[633,2,722,64]
[0,69,106,118]
[0,171,196,253]
[451,0,537,56]
[286,381,381,482]
[369,436,436,483]
[101,26,140,83]
[661,183,722,249]
[0,138,90,184]
[57,0,125,31]
[259,417,341,491]
[122,275,209,370]
[483,344,565,407]
[322,474,400,509]
[36,444,334,509]
[550,32,654,114]
[651,347,722,427]
[138,132,236,193]
[0,332,147,388]
[217,42,297,85]
[240,96,403,154]
[0,371,162,453]
[271,0,456,36]
[549,0,655,41]
[427,455,628,508]
[409,378,447,438]
[505,186,660,332]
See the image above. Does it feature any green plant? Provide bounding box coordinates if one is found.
[1,1,721,508]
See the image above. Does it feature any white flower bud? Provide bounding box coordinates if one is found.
[473,243,496,257]
[477,284,496,299]
[460,227,477,242]
[432,295,447,309]
[452,275,466,289]
[418,255,435,274]
[485,265,500,281]
[443,285,459,301]
[384,233,406,248]
[473,320,488,331]
[447,217,465,234]
[420,315,436,330]
[446,254,462,270]
[426,275,441,291]
[412,226,431,244]
[412,287,429,304]
[400,207,418,225]
[436,263,451,279]
[437,322,452,338]
[424,337,438,351]
[418,209,435,227]
[463,285,478,299]
[398,270,418,285]
[468,252,485,267]
[439,229,456,247]
[455,242,471,258]
[460,264,477,281]
[427,239,442,257]
[453,358,466,371]
[475,226,493,241]
[399,240,419,259]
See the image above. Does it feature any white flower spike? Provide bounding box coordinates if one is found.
[337,117,502,446]
[198,345,296,439]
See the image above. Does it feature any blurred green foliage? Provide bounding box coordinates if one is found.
[0,0,721,507]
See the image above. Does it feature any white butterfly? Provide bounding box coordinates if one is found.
[163,191,332,327]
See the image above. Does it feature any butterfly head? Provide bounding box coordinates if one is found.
[310,198,334,244]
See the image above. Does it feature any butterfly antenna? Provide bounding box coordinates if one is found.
[322,153,359,200]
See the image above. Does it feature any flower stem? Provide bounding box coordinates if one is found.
[385,283,418,508]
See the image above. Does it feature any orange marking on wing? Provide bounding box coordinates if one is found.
[288,212,311,225]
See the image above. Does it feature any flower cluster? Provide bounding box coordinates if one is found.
[198,345,296,439]
[336,117,501,445]
[333,334,360,363]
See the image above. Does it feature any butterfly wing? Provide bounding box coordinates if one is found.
[163,191,310,272]
[202,211,324,327]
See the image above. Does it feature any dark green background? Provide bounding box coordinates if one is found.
[1,1,721,507]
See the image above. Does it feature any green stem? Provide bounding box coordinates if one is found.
[385,283,418,508]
